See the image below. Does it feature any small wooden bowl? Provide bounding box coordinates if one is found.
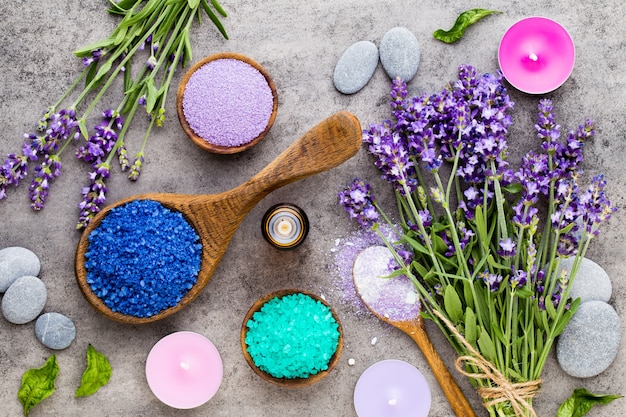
[176,52,278,154]
[240,289,343,387]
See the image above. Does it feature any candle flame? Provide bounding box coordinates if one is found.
[529,53,539,62]
[180,362,190,370]
[388,398,398,406]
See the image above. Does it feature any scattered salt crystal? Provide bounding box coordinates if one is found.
[371,337,378,346]
[335,238,341,246]
[348,358,356,366]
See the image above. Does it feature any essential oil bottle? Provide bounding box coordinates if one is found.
[261,203,309,250]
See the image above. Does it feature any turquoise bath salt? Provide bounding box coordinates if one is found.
[245,293,340,379]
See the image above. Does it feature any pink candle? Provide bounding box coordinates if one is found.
[146,331,223,409]
[354,359,431,417]
[498,17,575,94]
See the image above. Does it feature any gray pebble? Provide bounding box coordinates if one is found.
[0,246,41,292]
[1,275,47,324]
[333,41,379,94]
[379,27,421,82]
[35,312,76,350]
[560,257,612,303]
[556,301,621,378]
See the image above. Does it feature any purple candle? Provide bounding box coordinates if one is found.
[354,359,431,417]
[182,58,274,147]
[498,17,575,94]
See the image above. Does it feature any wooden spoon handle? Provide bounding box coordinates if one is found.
[232,111,362,206]
[407,324,477,417]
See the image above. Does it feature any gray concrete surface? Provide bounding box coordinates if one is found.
[1,1,625,416]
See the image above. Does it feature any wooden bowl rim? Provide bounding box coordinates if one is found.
[240,288,344,388]
[176,52,278,154]
[74,196,212,325]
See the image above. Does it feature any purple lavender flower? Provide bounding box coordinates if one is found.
[479,271,504,292]
[338,178,380,228]
[77,162,110,230]
[362,121,417,194]
[128,152,145,181]
[579,174,617,237]
[497,237,516,257]
[0,154,29,199]
[28,155,62,210]
[510,270,527,289]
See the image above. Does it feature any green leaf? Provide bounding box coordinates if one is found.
[502,183,523,194]
[75,345,112,397]
[18,355,59,417]
[201,0,229,39]
[145,78,160,113]
[404,235,431,256]
[444,285,463,323]
[188,0,200,8]
[78,118,89,140]
[433,9,501,44]
[557,388,622,417]
[464,307,477,345]
[477,329,497,363]
[211,0,228,17]
[410,260,431,280]
[73,39,114,57]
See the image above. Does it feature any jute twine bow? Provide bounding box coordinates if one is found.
[433,310,542,417]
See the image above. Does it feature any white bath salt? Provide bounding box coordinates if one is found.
[335,238,341,247]
[371,337,378,346]
[353,246,420,322]
[348,358,356,366]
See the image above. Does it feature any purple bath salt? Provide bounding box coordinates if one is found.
[352,245,420,322]
[182,58,274,147]
[330,226,420,322]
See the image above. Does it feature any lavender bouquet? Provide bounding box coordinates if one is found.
[339,65,616,417]
[0,0,228,229]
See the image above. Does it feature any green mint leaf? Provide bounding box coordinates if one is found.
[18,355,59,417]
[433,9,500,44]
[75,345,112,397]
[557,388,622,417]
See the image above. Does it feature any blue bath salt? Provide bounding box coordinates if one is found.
[84,199,202,318]
[245,293,340,379]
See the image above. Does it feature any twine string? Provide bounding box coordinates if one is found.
[433,310,542,417]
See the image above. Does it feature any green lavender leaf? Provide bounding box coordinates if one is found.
[75,345,112,397]
[18,355,59,417]
[557,388,622,417]
[477,329,497,363]
[433,9,500,44]
[444,285,463,323]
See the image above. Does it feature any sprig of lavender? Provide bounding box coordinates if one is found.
[0,0,229,229]
[340,65,616,417]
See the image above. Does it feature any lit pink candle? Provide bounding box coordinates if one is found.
[146,331,223,409]
[354,359,431,417]
[498,17,575,94]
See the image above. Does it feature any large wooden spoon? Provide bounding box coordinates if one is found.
[75,111,362,324]
[352,246,476,417]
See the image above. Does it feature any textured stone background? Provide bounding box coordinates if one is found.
[1,1,624,416]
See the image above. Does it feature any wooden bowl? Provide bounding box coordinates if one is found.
[176,52,278,154]
[240,289,343,387]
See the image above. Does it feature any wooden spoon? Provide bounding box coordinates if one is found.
[75,111,362,324]
[352,247,476,417]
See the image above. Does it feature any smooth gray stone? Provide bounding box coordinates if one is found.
[556,301,621,378]
[560,257,612,303]
[379,27,420,82]
[35,312,76,350]
[333,40,379,94]
[1,275,47,324]
[0,246,41,292]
